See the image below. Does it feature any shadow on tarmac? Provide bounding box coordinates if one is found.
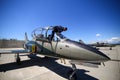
[0,54,98,80]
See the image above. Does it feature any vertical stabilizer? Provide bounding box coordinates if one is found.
[25,32,29,42]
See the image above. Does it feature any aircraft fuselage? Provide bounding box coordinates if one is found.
[35,39,110,61]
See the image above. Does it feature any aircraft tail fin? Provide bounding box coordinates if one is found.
[25,32,29,42]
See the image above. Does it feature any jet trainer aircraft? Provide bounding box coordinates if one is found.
[0,26,111,80]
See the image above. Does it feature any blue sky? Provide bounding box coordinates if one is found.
[0,0,120,43]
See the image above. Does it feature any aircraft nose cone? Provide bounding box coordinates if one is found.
[85,45,111,61]
[104,56,110,60]
[66,40,111,61]
[77,42,111,61]
[97,51,111,61]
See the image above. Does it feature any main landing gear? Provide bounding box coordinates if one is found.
[68,63,77,80]
[15,53,21,65]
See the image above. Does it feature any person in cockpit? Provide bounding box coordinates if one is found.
[51,26,67,41]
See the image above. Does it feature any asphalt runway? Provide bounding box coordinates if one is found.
[0,46,120,80]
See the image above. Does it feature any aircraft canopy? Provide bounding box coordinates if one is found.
[31,27,67,41]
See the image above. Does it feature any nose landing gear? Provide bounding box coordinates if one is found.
[68,63,77,80]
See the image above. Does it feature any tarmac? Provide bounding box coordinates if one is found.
[0,46,120,80]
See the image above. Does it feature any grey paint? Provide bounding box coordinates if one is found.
[35,39,110,61]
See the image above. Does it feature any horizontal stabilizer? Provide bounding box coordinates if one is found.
[0,49,30,54]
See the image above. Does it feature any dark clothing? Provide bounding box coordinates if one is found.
[53,26,64,33]
[51,26,65,40]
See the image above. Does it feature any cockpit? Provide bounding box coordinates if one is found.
[31,27,67,42]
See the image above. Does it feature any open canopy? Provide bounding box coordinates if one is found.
[31,27,67,41]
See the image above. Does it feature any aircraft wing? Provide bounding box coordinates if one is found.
[0,48,30,54]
